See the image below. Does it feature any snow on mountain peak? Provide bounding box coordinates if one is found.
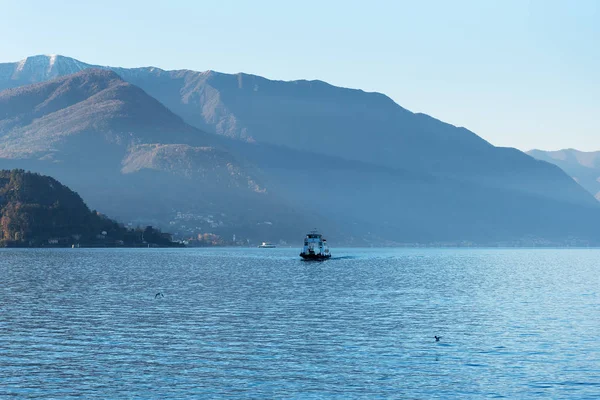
[10,55,90,80]
[47,54,57,69]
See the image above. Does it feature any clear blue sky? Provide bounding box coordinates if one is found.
[1,0,598,151]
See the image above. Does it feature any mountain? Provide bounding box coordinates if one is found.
[0,169,177,247]
[113,71,597,208]
[0,68,217,159]
[2,56,600,244]
[0,68,259,190]
[528,149,600,200]
[0,55,593,208]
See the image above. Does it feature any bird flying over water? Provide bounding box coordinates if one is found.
[434,336,442,342]
[155,292,164,298]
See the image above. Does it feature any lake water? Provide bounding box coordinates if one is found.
[1,248,599,398]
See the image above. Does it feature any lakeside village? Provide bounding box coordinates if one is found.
[168,212,290,247]
[122,211,288,248]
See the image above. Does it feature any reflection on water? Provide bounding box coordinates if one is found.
[1,248,599,398]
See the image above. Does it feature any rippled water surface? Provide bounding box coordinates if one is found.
[1,248,600,398]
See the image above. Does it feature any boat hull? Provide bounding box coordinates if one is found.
[300,253,331,261]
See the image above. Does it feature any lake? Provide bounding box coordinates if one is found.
[1,248,599,398]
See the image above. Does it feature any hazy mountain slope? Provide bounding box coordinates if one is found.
[528,149,600,200]
[121,144,265,193]
[226,140,600,244]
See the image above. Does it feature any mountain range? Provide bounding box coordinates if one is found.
[1,54,599,245]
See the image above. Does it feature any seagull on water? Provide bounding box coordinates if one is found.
[155,292,164,298]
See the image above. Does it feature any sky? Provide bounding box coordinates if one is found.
[0,0,598,151]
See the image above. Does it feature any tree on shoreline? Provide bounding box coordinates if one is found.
[0,170,181,247]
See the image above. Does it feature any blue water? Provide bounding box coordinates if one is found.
[1,248,599,398]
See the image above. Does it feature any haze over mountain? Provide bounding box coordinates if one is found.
[528,149,600,201]
[1,55,600,245]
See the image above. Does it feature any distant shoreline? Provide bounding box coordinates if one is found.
[3,245,600,250]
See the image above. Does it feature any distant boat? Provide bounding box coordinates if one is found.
[258,242,276,248]
[300,230,331,260]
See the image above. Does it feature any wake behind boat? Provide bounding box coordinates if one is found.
[300,230,331,260]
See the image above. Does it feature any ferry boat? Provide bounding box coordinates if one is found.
[258,242,276,248]
[300,230,331,260]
